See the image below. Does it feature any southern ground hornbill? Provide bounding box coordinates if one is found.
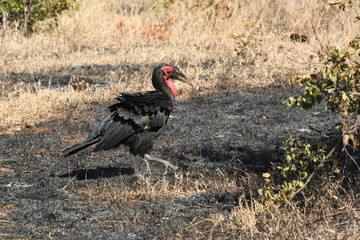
[62,63,192,176]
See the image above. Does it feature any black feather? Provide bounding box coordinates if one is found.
[62,64,186,160]
[62,91,173,157]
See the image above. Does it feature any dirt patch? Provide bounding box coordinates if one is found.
[0,85,359,239]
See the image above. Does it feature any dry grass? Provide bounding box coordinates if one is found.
[1,0,358,75]
[66,168,359,239]
[1,0,359,131]
[0,86,111,132]
[73,168,243,204]
[0,0,359,239]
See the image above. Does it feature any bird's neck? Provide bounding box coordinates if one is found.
[160,86,175,104]
[164,76,177,97]
[153,75,176,102]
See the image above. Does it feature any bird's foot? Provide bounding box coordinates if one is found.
[134,173,145,182]
[144,154,179,174]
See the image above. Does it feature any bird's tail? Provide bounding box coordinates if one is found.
[62,139,98,157]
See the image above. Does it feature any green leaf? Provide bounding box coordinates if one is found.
[262,173,271,178]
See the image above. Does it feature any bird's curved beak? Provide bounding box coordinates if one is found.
[170,68,193,87]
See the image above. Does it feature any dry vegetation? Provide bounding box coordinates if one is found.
[1,0,359,129]
[1,0,359,239]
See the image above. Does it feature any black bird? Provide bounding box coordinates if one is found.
[62,64,192,176]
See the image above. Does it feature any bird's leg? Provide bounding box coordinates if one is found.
[131,156,142,179]
[144,154,179,174]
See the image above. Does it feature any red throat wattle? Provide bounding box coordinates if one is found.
[165,78,176,97]
[161,66,177,97]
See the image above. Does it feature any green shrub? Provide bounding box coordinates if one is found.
[259,139,339,206]
[284,38,360,149]
[259,0,359,206]
[0,0,78,34]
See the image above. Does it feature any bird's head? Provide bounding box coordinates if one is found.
[152,63,192,97]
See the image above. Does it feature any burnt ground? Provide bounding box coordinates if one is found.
[1,79,359,239]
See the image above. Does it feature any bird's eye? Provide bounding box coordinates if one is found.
[161,66,173,75]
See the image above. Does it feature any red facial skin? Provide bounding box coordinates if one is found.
[161,66,177,97]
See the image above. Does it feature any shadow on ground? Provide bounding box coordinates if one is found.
[57,166,134,180]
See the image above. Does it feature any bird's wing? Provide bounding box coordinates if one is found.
[91,91,173,151]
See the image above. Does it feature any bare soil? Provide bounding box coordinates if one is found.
[0,65,358,239]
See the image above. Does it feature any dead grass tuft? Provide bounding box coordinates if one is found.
[73,167,242,205]
[0,86,111,132]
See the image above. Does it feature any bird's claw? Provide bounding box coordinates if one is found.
[144,154,178,174]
